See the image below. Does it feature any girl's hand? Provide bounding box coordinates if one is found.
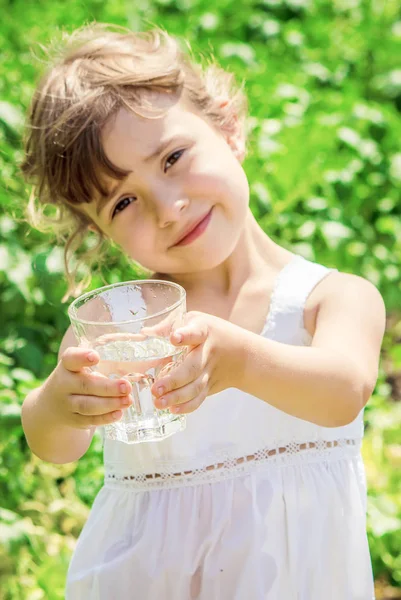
[42,348,133,428]
[151,311,243,414]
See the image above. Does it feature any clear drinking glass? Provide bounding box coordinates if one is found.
[68,280,187,444]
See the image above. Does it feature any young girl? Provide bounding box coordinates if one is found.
[21,24,385,600]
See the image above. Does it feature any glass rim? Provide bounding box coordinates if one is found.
[68,279,186,326]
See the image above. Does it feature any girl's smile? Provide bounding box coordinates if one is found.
[170,206,214,247]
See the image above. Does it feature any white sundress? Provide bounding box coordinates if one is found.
[66,255,375,600]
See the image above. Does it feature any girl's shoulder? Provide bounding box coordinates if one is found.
[305,269,385,328]
[303,267,385,373]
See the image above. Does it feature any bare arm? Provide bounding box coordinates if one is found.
[22,327,94,464]
[147,273,385,426]
[21,326,132,464]
[236,273,386,426]
[21,384,96,464]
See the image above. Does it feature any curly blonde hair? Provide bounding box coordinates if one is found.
[21,23,248,299]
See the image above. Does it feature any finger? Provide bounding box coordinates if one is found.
[170,322,208,348]
[154,373,209,409]
[141,314,182,339]
[169,387,209,415]
[152,346,203,398]
[73,409,125,428]
[61,347,99,373]
[75,372,132,398]
[70,394,132,416]
[141,310,202,340]
[91,410,125,426]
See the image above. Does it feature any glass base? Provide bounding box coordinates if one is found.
[104,414,186,444]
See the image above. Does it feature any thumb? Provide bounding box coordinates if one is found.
[170,322,208,348]
[60,347,99,372]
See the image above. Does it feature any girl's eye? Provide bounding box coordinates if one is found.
[112,196,136,218]
[164,149,184,172]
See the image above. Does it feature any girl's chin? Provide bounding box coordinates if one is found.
[187,243,238,272]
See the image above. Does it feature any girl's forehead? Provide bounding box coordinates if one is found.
[101,98,210,169]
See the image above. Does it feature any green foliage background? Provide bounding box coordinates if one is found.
[1,0,401,598]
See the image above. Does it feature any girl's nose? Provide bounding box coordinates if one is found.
[156,197,189,228]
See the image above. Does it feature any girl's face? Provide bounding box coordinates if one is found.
[84,94,250,276]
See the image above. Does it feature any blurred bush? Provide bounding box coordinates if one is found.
[1,0,400,597]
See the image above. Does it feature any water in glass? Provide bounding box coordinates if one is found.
[94,337,186,443]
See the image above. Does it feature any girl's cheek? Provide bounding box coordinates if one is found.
[124,224,153,257]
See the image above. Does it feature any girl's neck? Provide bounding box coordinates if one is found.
[159,209,293,298]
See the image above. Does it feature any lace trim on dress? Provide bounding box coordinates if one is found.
[104,438,361,491]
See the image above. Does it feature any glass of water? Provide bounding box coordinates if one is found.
[68,280,187,444]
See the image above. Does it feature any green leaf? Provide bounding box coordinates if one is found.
[11,368,35,382]
[220,43,256,66]
[337,127,360,148]
[0,353,14,367]
[0,101,24,132]
[320,221,353,248]
[389,345,401,370]
[389,153,401,182]
[305,197,328,211]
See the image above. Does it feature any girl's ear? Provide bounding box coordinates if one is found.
[216,98,246,162]
[226,132,246,162]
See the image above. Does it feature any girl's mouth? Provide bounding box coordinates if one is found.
[172,207,214,247]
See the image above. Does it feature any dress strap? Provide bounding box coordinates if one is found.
[262,255,337,341]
